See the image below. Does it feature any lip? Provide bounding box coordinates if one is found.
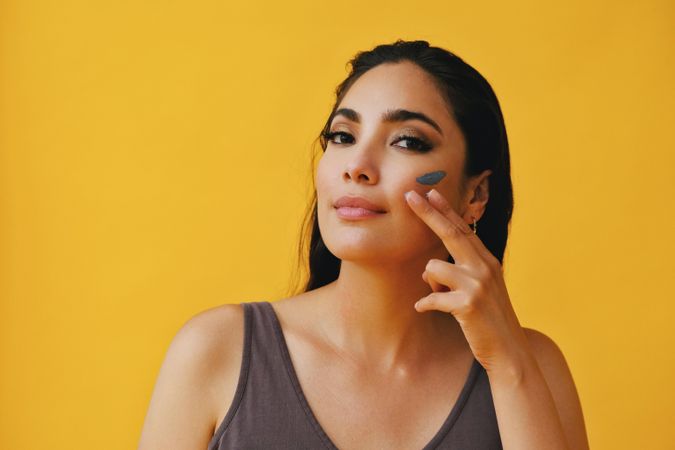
[333,195,386,212]
[335,206,385,220]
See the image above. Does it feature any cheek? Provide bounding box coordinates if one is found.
[408,167,461,204]
[315,155,340,218]
[315,154,331,194]
[394,172,440,206]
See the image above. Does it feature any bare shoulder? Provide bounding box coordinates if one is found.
[185,303,247,420]
[522,327,590,450]
[137,303,245,450]
[185,302,245,353]
[522,327,568,371]
[169,302,245,384]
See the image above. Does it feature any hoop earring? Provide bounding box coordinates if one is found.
[471,217,477,234]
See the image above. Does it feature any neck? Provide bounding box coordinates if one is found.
[317,254,464,376]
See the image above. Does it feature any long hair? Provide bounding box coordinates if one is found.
[286,39,513,297]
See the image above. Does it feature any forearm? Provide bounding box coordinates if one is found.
[487,350,570,450]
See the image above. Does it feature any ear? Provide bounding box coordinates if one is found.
[461,169,492,224]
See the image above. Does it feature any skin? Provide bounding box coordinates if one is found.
[313,60,492,371]
[137,60,589,450]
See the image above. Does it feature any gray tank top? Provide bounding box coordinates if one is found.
[207,301,503,449]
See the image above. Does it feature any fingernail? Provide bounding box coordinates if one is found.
[405,190,422,204]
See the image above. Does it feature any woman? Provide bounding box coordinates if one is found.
[138,40,589,449]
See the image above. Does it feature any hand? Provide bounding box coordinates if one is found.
[404,188,534,377]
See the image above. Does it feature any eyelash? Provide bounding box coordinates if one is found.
[321,130,433,153]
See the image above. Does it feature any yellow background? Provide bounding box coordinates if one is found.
[1,1,673,449]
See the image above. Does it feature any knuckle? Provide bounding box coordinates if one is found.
[459,296,476,315]
[438,203,453,216]
[466,277,485,296]
[474,279,489,298]
[476,261,492,278]
[441,222,462,239]
[421,202,436,216]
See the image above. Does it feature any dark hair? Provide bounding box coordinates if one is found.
[286,39,513,297]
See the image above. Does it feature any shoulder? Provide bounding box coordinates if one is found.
[137,303,245,449]
[169,303,245,376]
[180,303,245,348]
[178,303,247,402]
[521,327,576,394]
[521,327,581,388]
[521,327,590,450]
[522,327,565,368]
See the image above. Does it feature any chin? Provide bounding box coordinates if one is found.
[326,239,417,264]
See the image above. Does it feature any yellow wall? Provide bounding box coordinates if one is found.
[1,1,673,448]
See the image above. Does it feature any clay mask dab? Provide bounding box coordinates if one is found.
[416,170,447,185]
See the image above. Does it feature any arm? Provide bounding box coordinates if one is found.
[137,304,244,450]
[406,188,589,449]
[487,328,590,450]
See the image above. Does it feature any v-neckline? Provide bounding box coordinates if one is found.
[263,301,482,450]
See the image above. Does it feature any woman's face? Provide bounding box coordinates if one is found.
[316,61,471,264]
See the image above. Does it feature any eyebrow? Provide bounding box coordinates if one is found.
[329,107,444,137]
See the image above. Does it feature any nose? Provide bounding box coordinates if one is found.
[342,140,380,184]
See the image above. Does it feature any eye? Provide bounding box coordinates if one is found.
[393,134,433,152]
[323,130,354,145]
[322,130,433,153]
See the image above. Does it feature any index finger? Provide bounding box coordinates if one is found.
[404,189,480,266]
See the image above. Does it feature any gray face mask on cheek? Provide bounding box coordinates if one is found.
[416,170,447,185]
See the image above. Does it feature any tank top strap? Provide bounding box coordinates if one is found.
[247,301,296,376]
[208,301,332,450]
[206,302,253,450]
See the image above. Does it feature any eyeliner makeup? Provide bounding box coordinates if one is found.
[416,170,447,185]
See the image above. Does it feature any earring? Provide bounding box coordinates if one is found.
[470,217,477,234]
